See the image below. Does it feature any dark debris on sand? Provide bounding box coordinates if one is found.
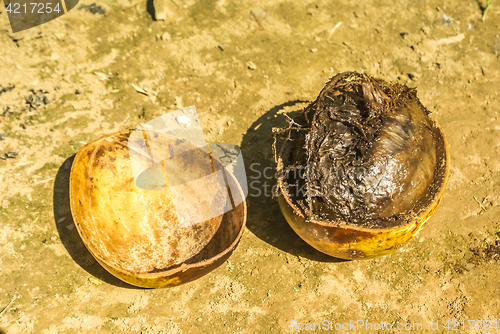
[25,89,52,110]
[78,3,106,15]
[0,152,18,160]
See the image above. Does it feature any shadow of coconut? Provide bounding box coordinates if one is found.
[146,0,156,21]
[53,156,141,289]
[240,100,348,263]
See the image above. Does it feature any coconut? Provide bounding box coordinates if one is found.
[274,72,449,259]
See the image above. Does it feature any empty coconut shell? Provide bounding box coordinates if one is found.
[70,129,246,287]
[274,72,449,259]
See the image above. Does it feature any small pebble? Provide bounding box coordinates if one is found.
[0,133,8,141]
[19,124,26,129]
[61,99,66,105]
[88,277,102,285]
[0,152,16,159]
[218,43,225,51]
[75,89,82,94]
[246,61,257,70]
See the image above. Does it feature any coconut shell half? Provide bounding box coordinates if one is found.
[275,72,449,259]
[70,129,246,287]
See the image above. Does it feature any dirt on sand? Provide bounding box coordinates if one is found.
[0,0,500,333]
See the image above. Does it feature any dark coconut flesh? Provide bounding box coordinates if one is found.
[280,72,437,228]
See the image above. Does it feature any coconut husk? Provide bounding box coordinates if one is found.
[274,72,438,228]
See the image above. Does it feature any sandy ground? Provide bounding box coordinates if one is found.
[0,0,500,333]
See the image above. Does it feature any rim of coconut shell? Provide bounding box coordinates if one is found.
[276,115,450,232]
[69,129,247,280]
